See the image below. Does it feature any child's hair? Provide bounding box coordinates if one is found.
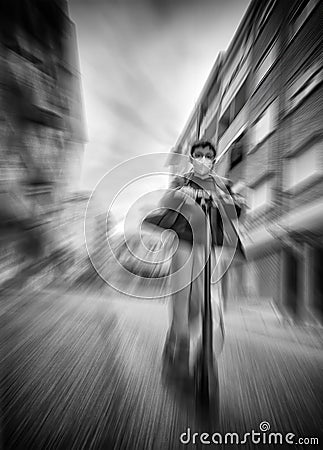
[190,140,217,158]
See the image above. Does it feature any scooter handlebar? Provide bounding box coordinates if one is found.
[194,189,216,208]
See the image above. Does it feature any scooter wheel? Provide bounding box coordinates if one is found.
[193,352,220,424]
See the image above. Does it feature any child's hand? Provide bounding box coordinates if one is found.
[233,193,248,208]
[180,186,195,198]
[179,186,196,204]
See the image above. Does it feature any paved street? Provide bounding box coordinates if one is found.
[1,284,322,449]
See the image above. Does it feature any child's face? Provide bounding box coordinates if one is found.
[191,145,215,178]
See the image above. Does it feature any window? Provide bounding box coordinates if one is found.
[289,0,320,41]
[218,105,231,138]
[229,137,244,170]
[234,79,248,116]
[254,39,278,87]
[286,142,321,190]
[286,63,323,112]
[222,36,251,95]
[250,101,277,148]
[250,178,272,211]
[218,78,248,138]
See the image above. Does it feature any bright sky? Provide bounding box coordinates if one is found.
[69,0,250,222]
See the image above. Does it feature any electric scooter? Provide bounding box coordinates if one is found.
[160,188,221,424]
[193,189,220,424]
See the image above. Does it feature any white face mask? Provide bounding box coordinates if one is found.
[192,157,213,177]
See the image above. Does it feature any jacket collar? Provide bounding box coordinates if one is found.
[184,169,231,192]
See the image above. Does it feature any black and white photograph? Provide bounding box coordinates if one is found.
[0,0,322,448]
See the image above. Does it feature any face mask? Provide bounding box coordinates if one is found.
[192,157,213,177]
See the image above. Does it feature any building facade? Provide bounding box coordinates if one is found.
[169,0,323,325]
[0,0,87,286]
